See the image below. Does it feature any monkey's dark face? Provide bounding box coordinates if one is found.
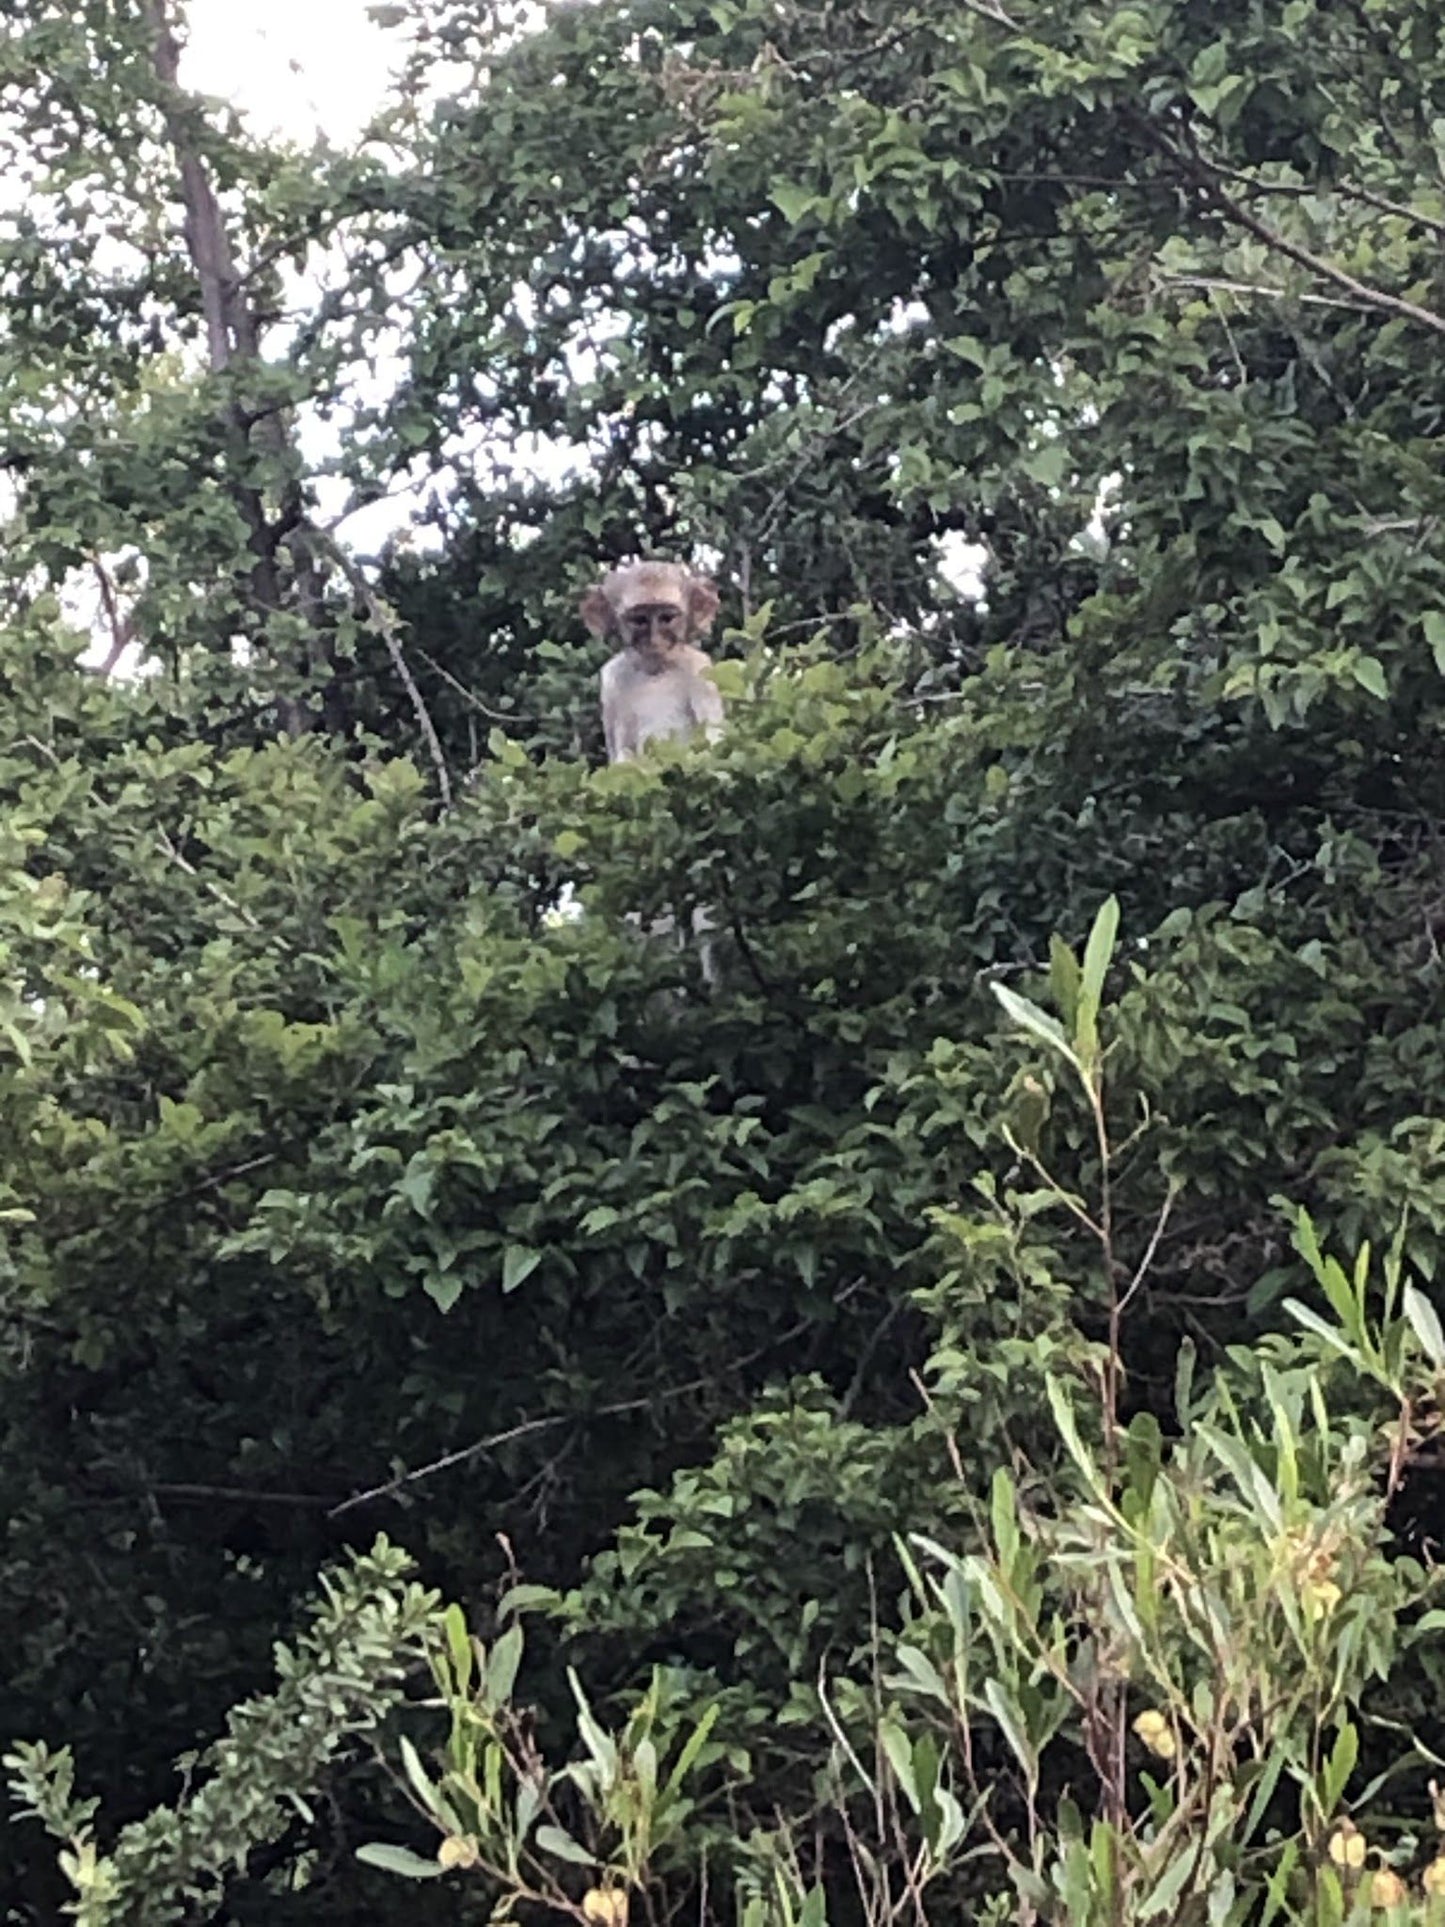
[622,599,686,667]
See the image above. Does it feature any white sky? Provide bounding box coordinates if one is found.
[179,0,398,143]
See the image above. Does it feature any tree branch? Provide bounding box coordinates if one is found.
[1134,113,1445,338]
[312,537,454,808]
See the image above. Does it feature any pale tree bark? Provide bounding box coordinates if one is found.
[141,0,317,738]
[137,0,452,792]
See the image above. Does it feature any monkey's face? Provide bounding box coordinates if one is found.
[622,599,686,667]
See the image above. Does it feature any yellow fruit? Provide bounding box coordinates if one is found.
[1131,1709,1176,1761]
[1328,1821,1366,1871]
[1423,1855,1445,1896]
[582,1888,629,1927]
[436,1834,480,1870]
[1303,1579,1343,1622]
[1370,1869,1407,1907]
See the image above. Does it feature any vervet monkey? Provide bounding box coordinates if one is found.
[582,559,725,985]
[581,560,724,764]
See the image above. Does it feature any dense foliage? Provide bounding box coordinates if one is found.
[4,0,1445,1919]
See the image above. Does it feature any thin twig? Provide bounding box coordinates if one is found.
[1201,173,1445,335]
[1117,1185,1179,1322]
[410,641,534,726]
[1159,271,1374,315]
[148,1481,332,1508]
[1137,114,1445,338]
[331,1316,814,1517]
[958,0,1020,28]
[1214,164,1445,245]
[329,1411,589,1517]
[155,828,289,947]
[316,537,453,807]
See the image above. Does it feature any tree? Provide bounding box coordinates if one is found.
[4,0,1445,1917]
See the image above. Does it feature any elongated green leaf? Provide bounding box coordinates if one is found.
[537,1823,595,1867]
[1242,1741,1288,1846]
[991,984,1079,1070]
[1077,895,1120,1058]
[569,1668,618,1785]
[1048,934,1082,1030]
[1321,1719,1358,1816]
[443,1603,473,1696]
[1282,1299,1366,1368]
[1196,1424,1282,1532]
[1404,1283,1445,1367]
[515,1773,542,1844]
[983,1679,1036,1785]
[663,1701,720,1796]
[891,1643,950,1704]
[989,1467,1019,1571]
[486,1623,523,1705]
[1258,1838,1300,1927]
[1045,1375,1103,1493]
[356,1842,444,1879]
[399,1736,458,1831]
[1139,1842,1197,1920]
[879,1719,918,1807]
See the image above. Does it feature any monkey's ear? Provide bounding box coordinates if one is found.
[686,575,720,635]
[579,584,613,637]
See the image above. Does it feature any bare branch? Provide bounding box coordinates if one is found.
[315,538,454,808]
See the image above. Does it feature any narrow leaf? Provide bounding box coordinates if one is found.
[1077,895,1121,1057]
[983,1679,1036,1785]
[536,1824,596,1868]
[991,983,1080,1070]
[1404,1283,1445,1367]
[486,1623,524,1705]
[663,1701,720,1796]
[356,1842,445,1879]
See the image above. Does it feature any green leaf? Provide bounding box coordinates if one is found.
[989,1467,1020,1571]
[356,1842,444,1879]
[770,183,818,224]
[983,1679,1036,1786]
[444,1604,473,1695]
[890,1643,950,1704]
[799,1888,828,1927]
[991,984,1079,1070]
[424,1273,465,1314]
[1320,1719,1358,1815]
[1351,654,1389,699]
[536,1824,595,1867]
[663,1701,720,1796]
[502,1245,542,1293]
[1077,895,1120,1059]
[1045,1376,1103,1493]
[1404,1283,1445,1366]
[569,1668,618,1784]
[879,1719,918,1807]
[1259,1838,1300,1927]
[1047,934,1082,1029]
[486,1623,524,1705]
